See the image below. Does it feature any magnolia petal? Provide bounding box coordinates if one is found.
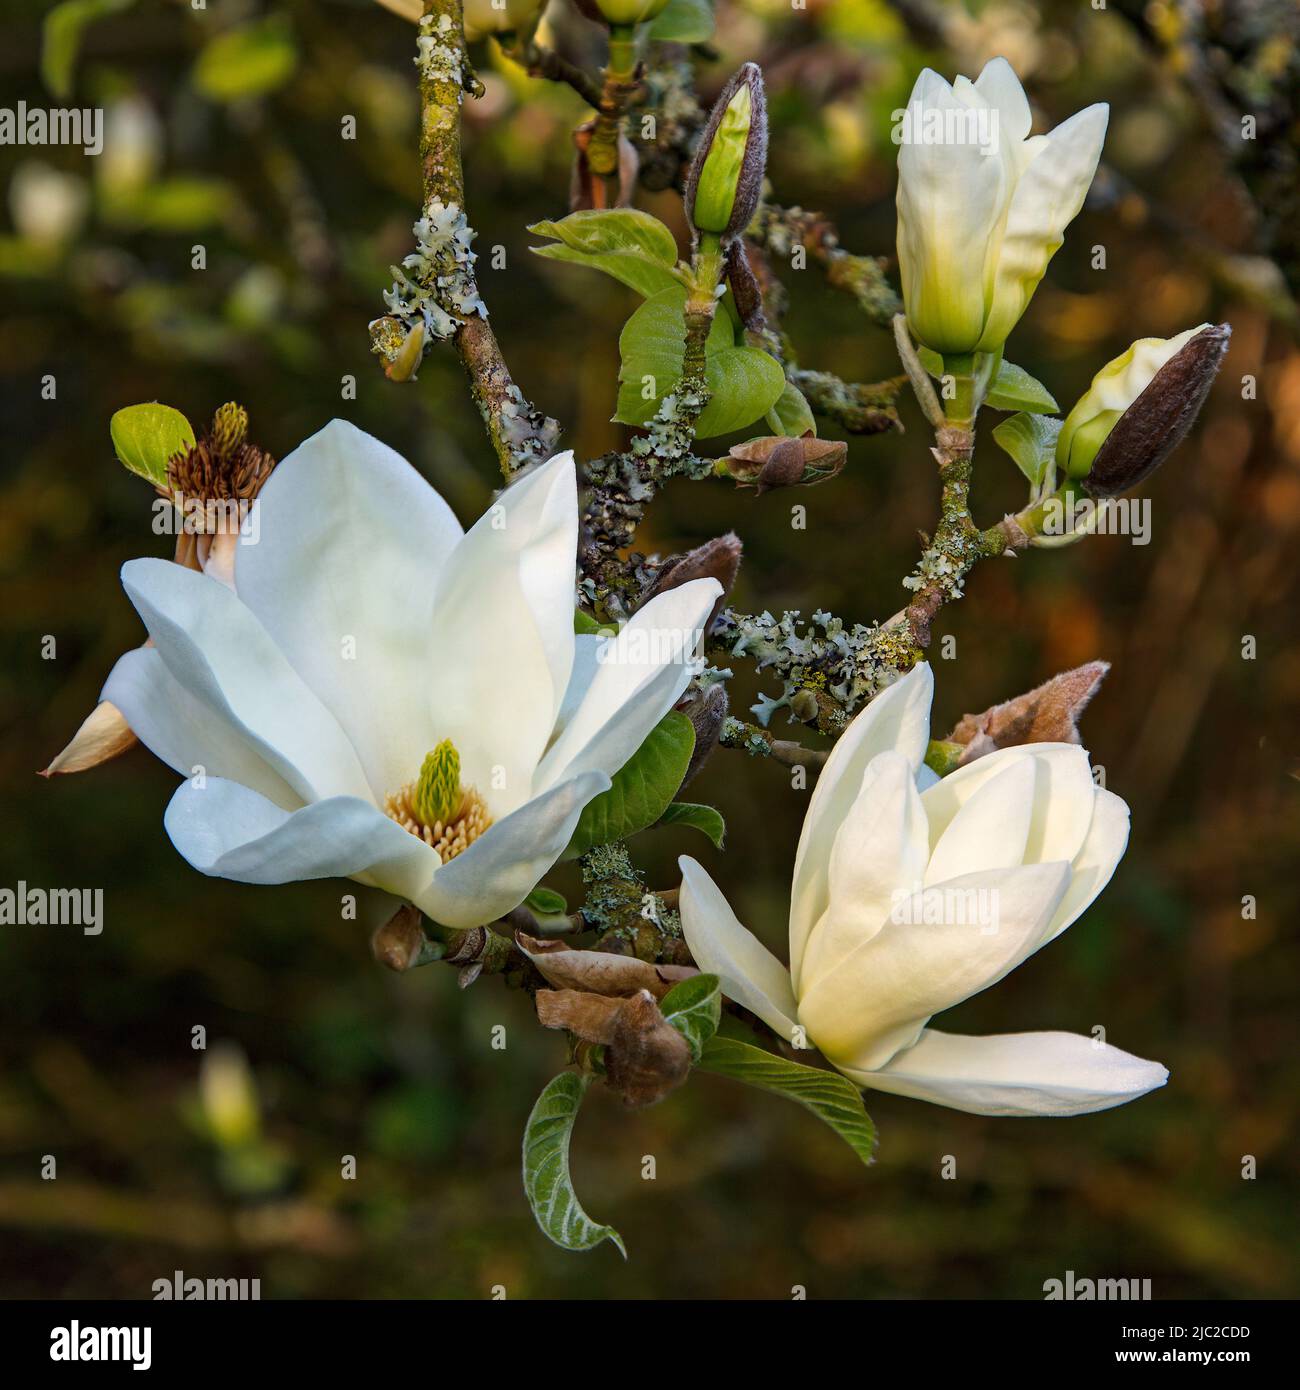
[921,743,1096,868]
[789,663,934,993]
[897,74,1014,353]
[976,102,1108,351]
[234,419,463,799]
[678,855,800,1041]
[798,861,1071,1073]
[1043,786,1130,944]
[103,647,300,810]
[42,699,138,776]
[121,557,372,803]
[924,754,1036,885]
[844,1027,1169,1117]
[164,777,438,903]
[420,770,609,928]
[971,56,1031,144]
[552,633,604,745]
[534,579,721,792]
[799,751,929,987]
[425,451,578,812]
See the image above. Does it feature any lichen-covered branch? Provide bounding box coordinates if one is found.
[370,0,559,478]
[749,202,902,326]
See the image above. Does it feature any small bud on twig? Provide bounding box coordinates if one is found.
[723,433,847,493]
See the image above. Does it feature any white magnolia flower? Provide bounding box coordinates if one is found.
[896,58,1108,356]
[1056,324,1209,480]
[100,420,721,929]
[679,663,1168,1117]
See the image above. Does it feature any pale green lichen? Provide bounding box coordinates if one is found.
[373,197,487,371]
[415,14,463,97]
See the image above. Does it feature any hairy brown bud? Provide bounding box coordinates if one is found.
[1084,324,1230,498]
[946,662,1109,766]
[676,683,729,790]
[642,532,741,633]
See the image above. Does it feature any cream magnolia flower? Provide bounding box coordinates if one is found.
[896,58,1108,356]
[1056,324,1209,480]
[680,664,1168,1117]
[99,420,721,929]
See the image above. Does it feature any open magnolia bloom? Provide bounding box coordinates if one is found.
[896,57,1108,356]
[98,420,721,929]
[679,663,1168,1117]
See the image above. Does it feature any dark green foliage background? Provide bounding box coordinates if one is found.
[0,0,1296,1298]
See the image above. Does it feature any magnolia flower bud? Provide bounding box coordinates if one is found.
[1058,324,1230,496]
[896,58,1107,355]
[724,433,847,492]
[684,64,768,241]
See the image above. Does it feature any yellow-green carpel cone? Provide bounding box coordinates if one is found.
[384,739,493,864]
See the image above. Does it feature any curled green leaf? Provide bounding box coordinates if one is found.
[522,1072,626,1257]
[657,801,726,849]
[564,712,695,859]
[109,403,195,487]
[660,973,722,1062]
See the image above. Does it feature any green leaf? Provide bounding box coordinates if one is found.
[985,360,1058,414]
[992,411,1063,488]
[564,711,695,858]
[194,16,298,103]
[530,210,683,300]
[656,801,726,849]
[647,0,715,44]
[615,287,785,439]
[660,973,721,1063]
[522,1072,626,1257]
[765,380,816,438]
[573,609,603,635]
[109,404,195,487]
[41,0,135,100]
[525,886,568,917]
[699,1036,877,1168]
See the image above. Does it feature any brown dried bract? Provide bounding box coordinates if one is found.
[516,932,697,998]
[536,988,692,1108]
[948,662,1109,766]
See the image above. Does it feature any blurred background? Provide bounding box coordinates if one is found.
[2,0,1298,1299]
